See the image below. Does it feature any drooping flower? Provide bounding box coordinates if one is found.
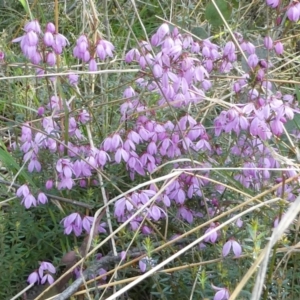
[37,192,48,205]
[212,284,230,300]
[274,41,284,55]
[61,212,83,236]
[38,261,56,285]
[114,197,133,217]
[264,36,273,50]
[287,3,300,22]
[27,270,39,284]
[222,238,242,257]
[204,222,219,243]
[68,73,79,85]
[45,179,53,190]
[16,184,30,198]
[96,39,115,60]
[266,0,280,8]
[21,193,37,209]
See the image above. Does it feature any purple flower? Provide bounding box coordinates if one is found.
[95,149,110,167]
[115,147,129,163]
[139,259,147,273]
[236,218,243,228]
[28,155,42,172]
[157,23,170,39]
[212,284,230,300]
[266,0,279,8]
[16,184,30,198]
[37,106,45,116]
[24,20,41,33]
[98,222,107,233]
[125,48,140,63]
[81,215,94,233]
[37,192,48,204]
[287,4,300,22]
[120,251,127,261]
[223,41,235,56]
[274,41,284,55]
[89,58,97,71]
[240,41,256,54]
[27,270,39,284]
[73,159,92,177]
[21,193,37,209]
[56,158,73,178]
[114,197,133,217]
[45,179,53,190]
[103,133,123,151]
[44,31,54,47]
[21,124,32,143]
[78,109,90,123]
[46,52,56,66]
[264,36,273,50]
[61,212,83,236]
[204,222,219,243]
[45,22,56,34]
[38,261,56,285]
[177,206,193,223]
[74,35,89,59]
[68,73,79,85]
[52,33,69,54]
[247,53,259,68]
[148,205,164,221]
[96,39,115,60]
[58,176,74,190]
[222,238,242,257]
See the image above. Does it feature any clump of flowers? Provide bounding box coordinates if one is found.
[27,261,56,285]
[12,20,68,69]
[73,34,114,71]
[10,4,300,298]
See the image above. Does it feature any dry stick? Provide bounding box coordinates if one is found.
[54,0,59,34]
[0,69,139,81]
[10,283,34,300]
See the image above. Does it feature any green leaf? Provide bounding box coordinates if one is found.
[0,148,35,186]
[205,0,232,27]
[18,0,30,16]
[191,26,209,39]
[0,99,38,113]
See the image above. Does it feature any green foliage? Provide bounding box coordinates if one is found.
[205,0,232,27]
[0,200,65,298]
